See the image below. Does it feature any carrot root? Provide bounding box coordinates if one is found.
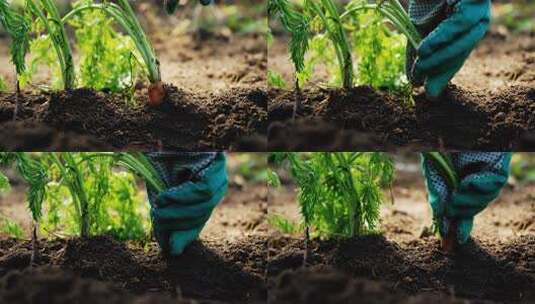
[148,82,166,107]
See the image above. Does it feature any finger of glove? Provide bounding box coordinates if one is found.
[153,159,228,208]
[423,52,468,98]
[456,218,474,244]
[447,174,507,218]
[421,155,449,217]
[168,226,204,256]
[151,211,211,232]
[418,1,490,59]
[416,20,488,76]
[152,184,226,220]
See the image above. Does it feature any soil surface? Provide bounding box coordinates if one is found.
[268,6,535,150]
[0,85,267,151]
[0,2,267,151]
[268,156,535,303]
[0,182,268,303]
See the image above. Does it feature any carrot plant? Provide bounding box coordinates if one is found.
[269,152,394,264]
[26,0,75,90]
[0,152,165,251]
[270,0,422,98]
[67,0,145,98]
[269,0,354,88]
[63,0,164,106]
[0,152,47,264]
[0,0,30,92]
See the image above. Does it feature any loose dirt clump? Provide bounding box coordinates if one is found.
[0,266,190,304]
[270,266,480,304]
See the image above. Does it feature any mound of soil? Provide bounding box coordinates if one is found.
[0,85,267,151]
[268,84,535,150]
[270,266,477,304]
[267,235,535,303]
[0,266,189,304]
[0,235,266,303]
[0,121,110,151]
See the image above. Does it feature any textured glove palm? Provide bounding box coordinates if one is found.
[147,153,228,256]
[408,0,491,97]
[421,152,511,244]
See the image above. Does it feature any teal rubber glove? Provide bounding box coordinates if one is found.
[146,152,228,256]
[421,152,511,244]
[407,0,491,98]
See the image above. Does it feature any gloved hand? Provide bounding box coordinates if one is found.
[406,0,491,98]
[146,152,228,256]
[421,152,511,244]
[165,0,213,14]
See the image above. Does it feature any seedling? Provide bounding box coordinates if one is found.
[67,0,145,97]
[269,0,354,89]
[0,152,165,265]
[0,152,47,265]
[26,0,76,90]
[270,152,394,265]
[270,0,422,96]
[0,0,30,93]
[63,0,164,105]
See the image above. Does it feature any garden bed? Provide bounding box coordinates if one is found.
[0,182,268,303]
[268,159,535,303]
[0,2,267,151]
[268,17,535,150]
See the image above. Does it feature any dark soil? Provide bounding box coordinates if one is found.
[270,265,482,304]
[268,235,535,303]
[268,84,535,150]
[0,266,188,304]
[0,235,266,303]
[0,85,267,151]
[0,121,110,151]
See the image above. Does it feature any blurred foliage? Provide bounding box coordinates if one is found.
[221,4,267,34]
[0,76,7,92]
[0,171,10,193]
[510,153,535,184]
[268,213,302,234]
[268,69,287,88]
[228,153,267,184]
[0,216,24,238]
[494,3,535,33]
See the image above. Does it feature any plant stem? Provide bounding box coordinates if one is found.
[303,225,310,267]
[341,0,422,49]
[308,0,354,88]
[422,152,459,189]
[27,0,75,89]
[30,222,38,266]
